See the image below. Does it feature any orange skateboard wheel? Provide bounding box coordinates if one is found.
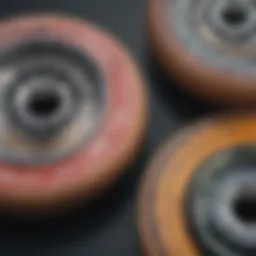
[138,113,256,256]
[149,0,256,106]
[0,14,147,215]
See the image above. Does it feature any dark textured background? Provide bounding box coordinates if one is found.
[0,1,216,255]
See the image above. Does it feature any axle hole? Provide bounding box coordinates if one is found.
[222,5,248,26]
[233,188,256,223]
[27,90,61,118]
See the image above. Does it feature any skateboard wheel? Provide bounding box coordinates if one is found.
[0,14,147,215]
[138,113,256,256]
[149,0,256,106]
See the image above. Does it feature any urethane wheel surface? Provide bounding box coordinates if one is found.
[0,14,147,216]
[149,0,256,106]
[138,113,256,256]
